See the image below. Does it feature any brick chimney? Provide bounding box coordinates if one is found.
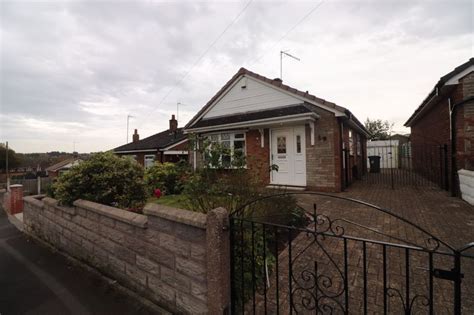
[169,115,178,131]
[132,129,139,143]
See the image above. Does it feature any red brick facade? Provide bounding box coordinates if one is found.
[191,115,367,193]
[340,122,367,189]
[409,71,474,172]
[245,129,270,185]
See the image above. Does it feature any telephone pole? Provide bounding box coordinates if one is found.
[5,141,9,190]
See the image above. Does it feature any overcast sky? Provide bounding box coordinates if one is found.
[1,0,472,153]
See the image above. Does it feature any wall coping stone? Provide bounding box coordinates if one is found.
[143,203,206,229]
[43,196,76,215]
[23,195,45,209]
[74,199,147,228]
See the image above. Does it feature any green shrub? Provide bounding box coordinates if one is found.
[186,137,310,310]
[183,168,265,213]
[50,152,147,209]
[144,161,190,195]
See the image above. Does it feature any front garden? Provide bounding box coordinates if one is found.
[48,148,310,310]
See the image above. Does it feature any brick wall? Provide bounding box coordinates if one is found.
[411,98,452,147]
[462,101,474,170]
[459,72,474,170]
[409,72,474,191]
[23,196,230,314]
[162,140,189,163]
[306,109,339,192]
[188,112,367,192]
[462,71,474,98]
[245,129,270,184]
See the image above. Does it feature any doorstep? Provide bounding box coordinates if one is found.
[265,184,306,191]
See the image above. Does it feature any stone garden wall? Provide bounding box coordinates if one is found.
[23,196,230,314]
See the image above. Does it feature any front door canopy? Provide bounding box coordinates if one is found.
[184,104,319,134]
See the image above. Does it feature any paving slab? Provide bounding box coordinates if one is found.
[0,210,168,315]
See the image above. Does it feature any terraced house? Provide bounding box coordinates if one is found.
[185,68,370,192]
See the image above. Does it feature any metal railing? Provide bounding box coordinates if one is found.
[230,192,473,314]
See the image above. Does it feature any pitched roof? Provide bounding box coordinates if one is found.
[113,128,187,153]
[192,104,316,129]
[185,67,369,135]
[46,158,80,172]
[405,58,474,126]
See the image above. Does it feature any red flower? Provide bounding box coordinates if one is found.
[154,188,162,199]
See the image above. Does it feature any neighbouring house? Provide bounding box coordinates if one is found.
[46,157,82,179]
[184,67,370,192]
[404,58,474,198]
[113,115,188,168]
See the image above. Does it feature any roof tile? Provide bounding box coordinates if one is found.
[113,128,186,152]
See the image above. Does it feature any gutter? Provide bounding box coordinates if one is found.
[339,118,346,191]
[449,96,474,196]
[184,112,319,134]
[114,149,158,154]
[405,87,439,127]
[344,110,370,138]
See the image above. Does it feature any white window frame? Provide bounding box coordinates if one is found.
[144,154,156,169]
[203,131,247,168]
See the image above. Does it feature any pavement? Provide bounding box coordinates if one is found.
[0,210,163,315]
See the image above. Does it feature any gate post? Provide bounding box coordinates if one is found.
[439,145,443,188]
[206,207,231,314]
[453,251,462,315]
[443,144,449,191]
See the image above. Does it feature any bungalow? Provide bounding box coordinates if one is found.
[113,115,188,168]
[46,157,82,179]
[404,58,474,195]
[184,68,370,192]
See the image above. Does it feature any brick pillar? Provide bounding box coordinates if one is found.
[206,207,231,314]
[9,184,24,215]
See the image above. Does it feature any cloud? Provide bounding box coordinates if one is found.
[1,0,472,152]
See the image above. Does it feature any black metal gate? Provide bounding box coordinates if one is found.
[362,143,450,191]
[230,192,473,314]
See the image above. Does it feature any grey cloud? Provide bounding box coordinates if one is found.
[1,0,471,152]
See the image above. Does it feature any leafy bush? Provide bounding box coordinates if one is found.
[144,161,190,195]
[50,152,147,209]
[186,136,311,310]
[183,168,264,213]
[232,222,276,311]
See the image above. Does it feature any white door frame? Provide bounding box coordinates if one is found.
[270,125,307,186]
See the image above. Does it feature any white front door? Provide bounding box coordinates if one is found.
[271,126,306,186]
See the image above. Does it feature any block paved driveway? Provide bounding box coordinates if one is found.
[0,210,164,315]
[248,181,474,314]
[338,182,474,314]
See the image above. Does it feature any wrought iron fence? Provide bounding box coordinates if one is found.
[230,192,473,314]
[362,143,450,191]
